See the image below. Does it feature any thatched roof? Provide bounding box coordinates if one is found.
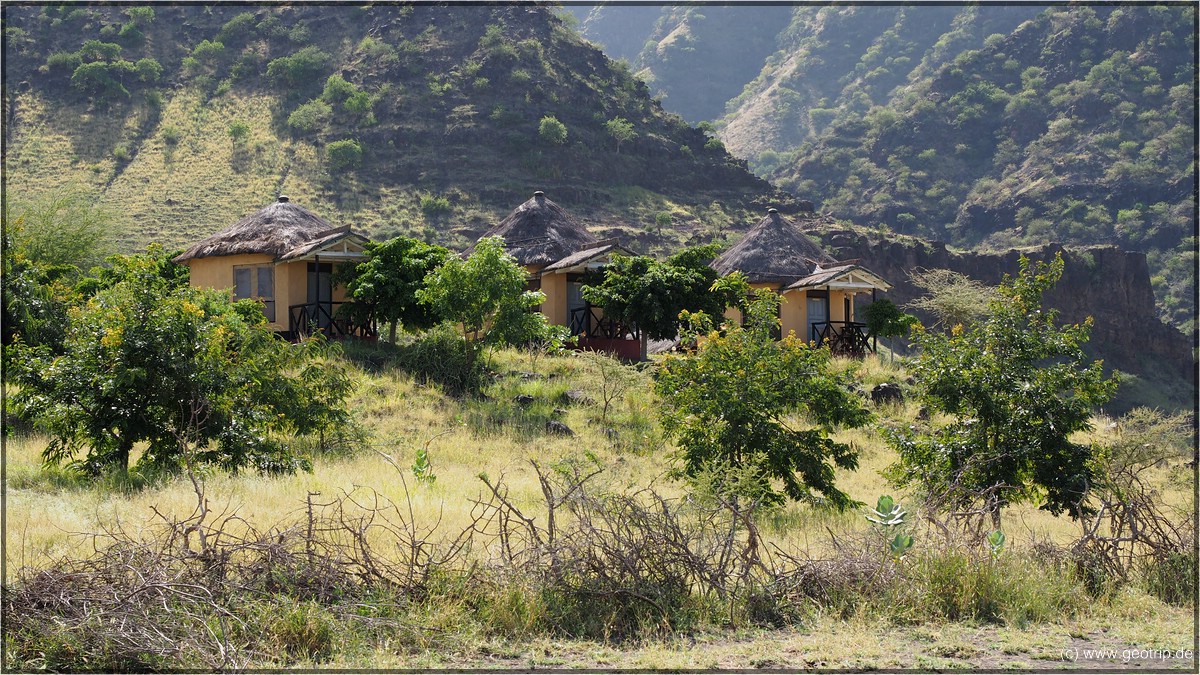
[467,191,598,267]
[174,197,364,263]
[711,208,836,284]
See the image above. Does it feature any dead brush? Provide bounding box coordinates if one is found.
[471,455,777,638]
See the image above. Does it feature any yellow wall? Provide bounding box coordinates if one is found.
[540,272,568,326]
[186,255,355,332]
[780,290,808,340]
[185,253,273,290]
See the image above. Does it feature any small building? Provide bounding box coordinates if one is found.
[468,191,640,359]
[173,196,373,339]
[711,208,891,356]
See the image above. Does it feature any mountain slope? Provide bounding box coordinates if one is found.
[2,3,791,257]
[575,4,1195,335]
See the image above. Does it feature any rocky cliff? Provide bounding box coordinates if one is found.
[811,225,1196,409]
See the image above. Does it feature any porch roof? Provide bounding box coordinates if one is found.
[541,239,632,273]
[785,264,892,292]
[278,226,369,262]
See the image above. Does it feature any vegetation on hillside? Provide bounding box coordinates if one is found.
[3,3,788,258]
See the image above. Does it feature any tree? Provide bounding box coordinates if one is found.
[538,114,568,145]
[655,292,870,508]
[905,267,998,330]
[4,184,115,272]
[604,116,636,153]
[418,237,561,356]
[885,255,1118,532]
[582,244,742,359]
[862,298,918,361]
[8,250,354,479]
[334,236,449,343]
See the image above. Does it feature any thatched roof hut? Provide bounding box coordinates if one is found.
[710,208,836,285]
[467,191,598,268]
[174,196,364,263]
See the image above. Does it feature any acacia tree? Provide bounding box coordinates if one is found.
[886,255,1118,532]
[655,292,870,508]
[9,250,354,478]
[582,244,742,360]
[335,236,449,343]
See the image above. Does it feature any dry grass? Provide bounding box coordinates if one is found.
[6,348,1188,572]
[4,347,1194,670]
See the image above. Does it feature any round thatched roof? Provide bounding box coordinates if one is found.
[467,191,598,267]
[174,196,341,262]
[711,208,836,284]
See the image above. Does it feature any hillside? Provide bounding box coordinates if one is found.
[2,3,791,257]
[574,4,1196,336]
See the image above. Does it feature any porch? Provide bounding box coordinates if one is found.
[811,321,874,358]
[569,306,641,360]
[287,302,377,341]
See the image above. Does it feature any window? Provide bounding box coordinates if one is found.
[233,264,276,322]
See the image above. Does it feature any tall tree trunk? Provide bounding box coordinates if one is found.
[388,320,398,344]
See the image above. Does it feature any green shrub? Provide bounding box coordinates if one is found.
[419,193,451,217]
[287,100,332,133]
[343,90,373,115]
[46,51,82,74]
[266,46,331,87]
[161,125,181,145]
[218,12,256,45]
[321,74,358,103]
[134,57,161,83]
[325,139,362,170]
[191,39,225,63]
[1142,549,1196,606]
[228,121,251,142]
[392,323,487,396]
[538,114,567,145]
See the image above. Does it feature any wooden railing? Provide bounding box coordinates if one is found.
[288,302,377,340]
[569,306,639,341]
[811,321,873,357]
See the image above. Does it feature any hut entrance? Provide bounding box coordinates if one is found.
[307,262,334,332]
[807,293,829,340]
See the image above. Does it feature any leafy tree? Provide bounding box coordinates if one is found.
[538,114,568,145]
[70,61,130,99]
[605,116,636,153]
[885,255,1118,531]
[417,236,560,355]
[8,251,354,478]
[862,298,918,360]
[655,292,870,508]
[228,121,251,144]
[334,236,449,343]
[582,244,741,359]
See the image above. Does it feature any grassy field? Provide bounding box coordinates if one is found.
[3,346,1195,670]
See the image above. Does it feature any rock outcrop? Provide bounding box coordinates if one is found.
[817,228,1195,385]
